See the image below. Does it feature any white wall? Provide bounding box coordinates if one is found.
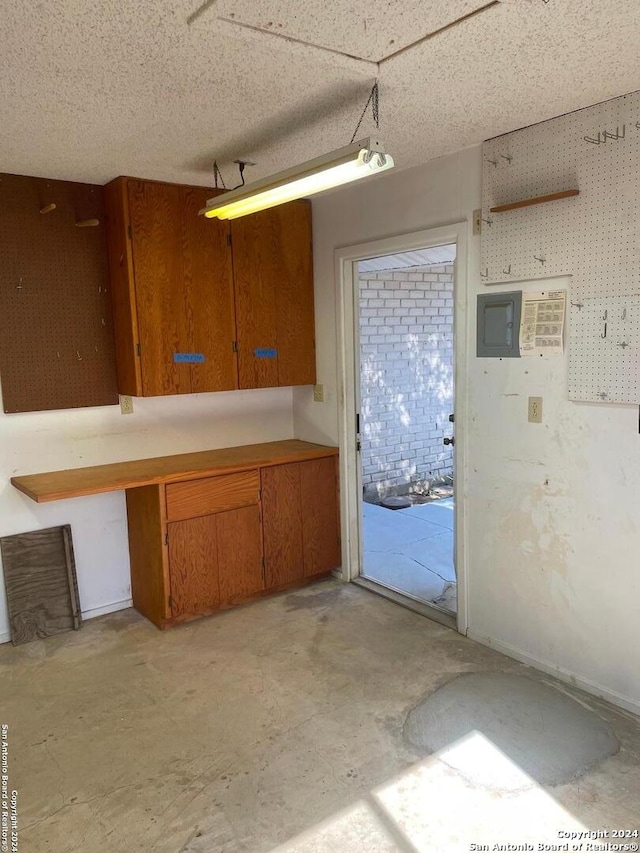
[0,387,294,642]
[466,282,640,712]
[294,145,640,713]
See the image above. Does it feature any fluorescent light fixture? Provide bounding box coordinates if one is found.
[201,137,394,220]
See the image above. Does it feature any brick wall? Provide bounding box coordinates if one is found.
[359,264,454,497]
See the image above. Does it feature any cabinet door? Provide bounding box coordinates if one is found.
[261,463,304,588]
[273,201,316,387]
[300,457,341,576]
[180,187,237,393]
[232,201,315,389]
[128,180,191,396]
[217,505,264,603]
[168,515,219,618]
[231,209,279,389]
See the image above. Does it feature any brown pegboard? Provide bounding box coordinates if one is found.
[0,173,118,413]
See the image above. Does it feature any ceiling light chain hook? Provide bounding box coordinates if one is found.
[350,79,380,145]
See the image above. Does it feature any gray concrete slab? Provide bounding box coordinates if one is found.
[401,531,456,583]
[362,503,446,551]
[404,673,619,790]
[362,499,456,611]
[1,581,638,853]
[398,497,454,530]
[362,551,447,602]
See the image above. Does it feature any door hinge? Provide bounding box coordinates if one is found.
[232,341,238,353]
[164,532,169,546]
[136,342,141,357]
[168,595,174,610]
[127,224,132,240]
[356,413,361,452]
[227,233,232,246]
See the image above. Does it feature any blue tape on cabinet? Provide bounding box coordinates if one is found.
[254,348,277,359]
[173,353,206,363]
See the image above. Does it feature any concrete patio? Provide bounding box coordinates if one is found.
[361,497,456,613]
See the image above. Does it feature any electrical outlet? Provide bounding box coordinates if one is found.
[119,394,134,415]
[473,209,482,236]
[313,384,325,403]
[528,396,543,423]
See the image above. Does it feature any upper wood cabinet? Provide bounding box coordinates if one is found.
[232,202,316,389]
[104,177,237,397]
[104,177,316,397]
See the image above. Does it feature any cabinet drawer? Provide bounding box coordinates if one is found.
[166,470,259,522]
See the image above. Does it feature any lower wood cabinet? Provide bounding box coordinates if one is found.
[125,448,340,629]
[262,456,341,588]
[261,462,304,588]
[168,515,220,618]
[299,456,343,577]
[168,505,264,619]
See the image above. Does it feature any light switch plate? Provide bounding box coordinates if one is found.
[528,396,543,423]
[313,384,325,403]
[473,209,482,236]
[119,395,134,415]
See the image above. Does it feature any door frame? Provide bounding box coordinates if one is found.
[335,223,469,635]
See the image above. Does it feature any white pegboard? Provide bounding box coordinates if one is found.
[568,295,640,404]
[481,90,640,297]
[481,89,640,403]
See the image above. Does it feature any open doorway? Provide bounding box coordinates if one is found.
[356,244,457,618]
[336,223,468,633]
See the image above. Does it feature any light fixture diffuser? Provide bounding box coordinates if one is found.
[201,137,394,220]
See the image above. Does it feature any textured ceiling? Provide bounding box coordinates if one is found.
[211,0,490,61]
[1,1,640,187]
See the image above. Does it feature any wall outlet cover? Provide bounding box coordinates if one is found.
[313,384,325,403]
[528,396,543,423]
[119,395,134,415]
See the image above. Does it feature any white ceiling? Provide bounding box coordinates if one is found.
[358,245,457,273]
[209,0,490,62]
[1,1,640,187]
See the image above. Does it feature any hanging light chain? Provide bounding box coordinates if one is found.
[213,160,226,190]
[371,81,379,129]
[350,80,380,145]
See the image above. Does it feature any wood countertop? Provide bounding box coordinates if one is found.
[11,439,339,503]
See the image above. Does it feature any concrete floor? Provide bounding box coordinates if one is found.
[1,580,639,852]
[362,498,457,612]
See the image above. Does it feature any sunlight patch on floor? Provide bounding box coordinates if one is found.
[274,732,587,852]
